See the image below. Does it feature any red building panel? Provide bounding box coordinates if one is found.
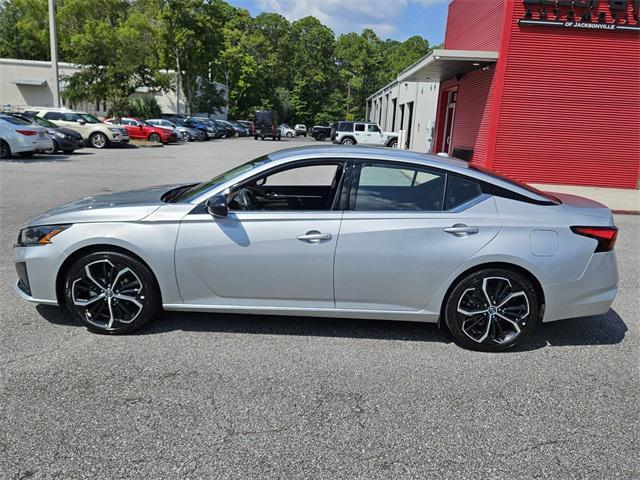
[444,0,505,51]
[490,1,640,188]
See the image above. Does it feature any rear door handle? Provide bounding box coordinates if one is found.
[444,224,479,236]
[297,231,332,243]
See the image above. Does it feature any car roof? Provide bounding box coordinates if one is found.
[264,145,552,203]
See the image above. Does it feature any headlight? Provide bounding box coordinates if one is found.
[18,225,70,246]
[108,128,121,133]
[54,131,68,139]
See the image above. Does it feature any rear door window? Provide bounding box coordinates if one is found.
[43,112,63,121]
[445,175,482,210]
[353,162,446,211]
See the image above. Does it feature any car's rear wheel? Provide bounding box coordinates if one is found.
[0,140,11,159]
[444,268,539,352]
[64,251,160,334]
[90,132,108,149]
[45,140,58,154]
[387,139,398,148]
[148,133,162,143]
[316,133,326,141]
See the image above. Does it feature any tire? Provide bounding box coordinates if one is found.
[387,139,398,148]
[148,133,162,143]
[45,140,58,154]
[64,251,160,335]
[254,135,258,140]
[0,140,11,159]
[18,152,35,158]
[444,268,539,352]
[340,137,355,145]
[316,133,326,142]
[286,132,293,138]
[89,132,108,149]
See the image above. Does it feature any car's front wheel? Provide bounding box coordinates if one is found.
[444,268,539,352]
[340,137,355,145]
[286,132,293,138]
[148,133,162,143]
[64,251,160,334]
[90,132,108,149]
[316,133,326,141]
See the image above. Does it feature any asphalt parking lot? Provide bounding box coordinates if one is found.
[1,137,638,479]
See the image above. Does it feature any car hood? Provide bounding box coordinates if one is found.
[26,184,184,226]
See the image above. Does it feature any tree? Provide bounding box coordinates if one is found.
[152,0,227,114]
[58,0,169,116]
[0,0,51,60]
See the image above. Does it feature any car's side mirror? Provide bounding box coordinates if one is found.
[77,120,86,125]
[205,194,228,217]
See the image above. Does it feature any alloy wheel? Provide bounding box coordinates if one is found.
[91,133,107,149]
[456,276,530,345]
[0,140,11,159]
[71,259,145,331]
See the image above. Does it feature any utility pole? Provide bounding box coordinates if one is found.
[48,0,60,107]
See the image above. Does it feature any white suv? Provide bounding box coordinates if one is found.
[332,121,398,148]
[24,108,129,149]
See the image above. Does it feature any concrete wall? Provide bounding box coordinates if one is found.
[367,80,439,153]
[0,58,227,118]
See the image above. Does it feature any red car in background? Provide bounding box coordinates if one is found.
[105,117,178,144]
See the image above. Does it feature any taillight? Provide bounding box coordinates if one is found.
[571,226,618,252]
[16,129,38,136]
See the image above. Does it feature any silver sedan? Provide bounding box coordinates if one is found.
[14,146,618,351]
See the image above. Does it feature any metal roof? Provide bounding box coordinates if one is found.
[397,49,499,83]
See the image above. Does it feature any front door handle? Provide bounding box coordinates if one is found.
[444,224,479,236]
[297,231,332,243]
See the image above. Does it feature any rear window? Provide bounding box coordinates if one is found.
[337,122,354,132]
[0,116,31,125]
[470,165,561,204]
[445,175,482,210]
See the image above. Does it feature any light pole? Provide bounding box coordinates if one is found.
[48,0,60,107]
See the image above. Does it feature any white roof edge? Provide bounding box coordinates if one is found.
[0,57,77,69]
[366,80,400,102]
[397,49,499,82]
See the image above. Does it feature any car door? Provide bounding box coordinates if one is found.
[334,161,501,311]
[353,123,367,144]
[174,161,346,309]
[366,124,385,145]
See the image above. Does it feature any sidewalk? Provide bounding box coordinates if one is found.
[532,183,640,214]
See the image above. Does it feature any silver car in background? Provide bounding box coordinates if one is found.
[146,118,202,142]
[14,146,618,351]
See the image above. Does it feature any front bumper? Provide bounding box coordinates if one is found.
[14,243,63,305]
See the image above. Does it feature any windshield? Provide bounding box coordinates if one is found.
[172,155,273,202]
[78,113,102,124]
[470,165,561,204]
[31,116,57,128]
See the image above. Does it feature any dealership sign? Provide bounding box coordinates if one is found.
[519,0,640,32]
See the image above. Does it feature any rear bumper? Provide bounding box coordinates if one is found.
[543,251,618,322]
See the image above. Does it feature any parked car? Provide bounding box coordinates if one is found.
[236,120,254,134]
[215,120,238,138]
[332,121,398,148]
[106,117,177,144]
[0,113,52,158]
[279,124,297,138]
[254,110,281,141]
[160,113,186,122]
[294,124,307,137]
[311,125,332,141]
[175,118,211,140]
[190,117,223,139]
[146,118,202,142]
[14,146,619,353]
[8,112,84,154]
[24,108,129,149]
[228,120,250,137]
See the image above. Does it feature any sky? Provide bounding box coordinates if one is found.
[226,0,450,44]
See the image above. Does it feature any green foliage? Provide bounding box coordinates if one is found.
[0,0,433,124]
[127,96,162,119]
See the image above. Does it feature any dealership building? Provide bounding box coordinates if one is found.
[0,57,228,119]
[367,0,639,189]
